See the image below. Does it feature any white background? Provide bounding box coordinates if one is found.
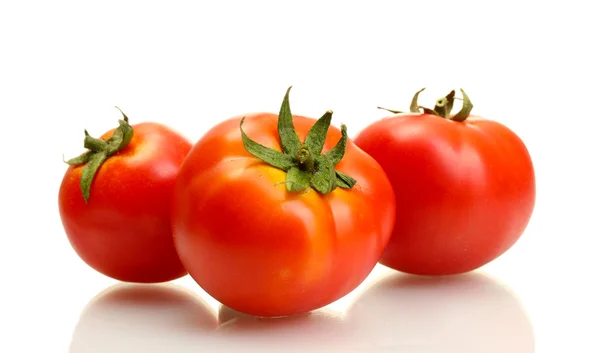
[1,1,598,352]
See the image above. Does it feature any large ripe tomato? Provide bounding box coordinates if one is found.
[354,89,536,276]
[172,87,396,317]
[59,109,192,283]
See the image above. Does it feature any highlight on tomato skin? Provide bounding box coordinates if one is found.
[58,108,193,283]
[354,88,536,276]
[171,86,396,317]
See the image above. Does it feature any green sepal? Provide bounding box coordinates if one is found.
[286,166,311,192]
[311,155,337,194]
[63,106,135,203]
[335,171,357,189]
[65,151,94,166]
[450,88,473,122]
[410,88,426,113]
[240,118,296,170]
[79,152,108,202]
[277,86,302,154]
[83,130,108,151]
[377,106,404,114]
[324,124,348,166]
[240,87,357,195]
[379,88,474,122]
[106,110,134,154]
[418,106,438,115]
[304,110,332,156]
[376,88,426,116]
[444,90,456,116]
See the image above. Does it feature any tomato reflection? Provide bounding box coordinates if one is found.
[69,283,218,353]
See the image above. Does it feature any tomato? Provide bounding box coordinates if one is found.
[354,89,536,275]
[172,87,396,317]
[58,109,192,283]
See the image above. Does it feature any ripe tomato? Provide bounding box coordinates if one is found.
[58,109,192,283]
[172,87,396,317]
[354,89,536,276]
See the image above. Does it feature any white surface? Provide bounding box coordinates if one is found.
[1,1,598,352]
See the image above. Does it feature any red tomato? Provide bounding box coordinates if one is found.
[59,109,192,283]
[172,88,396,317]
[354,89,536,276]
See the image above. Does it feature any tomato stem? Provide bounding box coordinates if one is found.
[379,88,474,122]
[295,146,315,172]
[433,90,456,119]
[64,107,135,203]
[240,87,356,194]
[434,98,448,117]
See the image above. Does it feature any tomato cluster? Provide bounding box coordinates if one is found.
[58,87,535,316]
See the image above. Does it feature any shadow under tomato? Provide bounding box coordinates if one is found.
[212,304,351,352]
[69,283,218,353]
[68,270,535,352]
[340,271,536,352]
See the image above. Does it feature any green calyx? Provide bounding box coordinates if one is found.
[378,88,474,122]
[240,86,357,194]
[64,107,134,203]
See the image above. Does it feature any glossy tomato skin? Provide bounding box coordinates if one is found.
[172,113,396,317]
[59,122,192,283]
[354,114,535,276]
